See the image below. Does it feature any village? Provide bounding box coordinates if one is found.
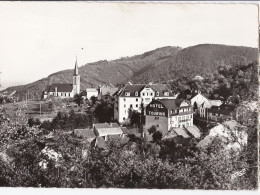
[0,59,255,162]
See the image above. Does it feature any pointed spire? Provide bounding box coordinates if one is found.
[74,56,78,76]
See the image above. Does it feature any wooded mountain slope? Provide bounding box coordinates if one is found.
[3,44,258,100]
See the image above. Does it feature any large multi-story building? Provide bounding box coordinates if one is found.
[145,99,194,131]
[43,59,80,99]
[114,84,176,123]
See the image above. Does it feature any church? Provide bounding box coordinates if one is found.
[43,59,80,99]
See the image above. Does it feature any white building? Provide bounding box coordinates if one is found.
[189,92,223,118]
[43,59,80,99]
[85,88,99,99]
[114,84,176,123]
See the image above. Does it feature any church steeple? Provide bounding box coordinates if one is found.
[73,57,80,95]
[74,57,79,76]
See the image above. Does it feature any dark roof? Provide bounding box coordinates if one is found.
[150,84,175,97]
[157,99,189,110]
[119,84,175,97]
[46,83,73,93]
[119,84,145,97]
[208,104,234,115]
[74,59,79,76]
[100,87,119,96]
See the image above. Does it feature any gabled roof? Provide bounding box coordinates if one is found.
[162,130,178,140]
[121,127,130,134]
[119,84,145,97]
[157,99,189,110]
[185,125,201,139]
[188,92,210,101]
[169,127,190,138]
[100,87,119,96]
[94,123,123,136]
[149,84,175,97]
[46,83,73,93]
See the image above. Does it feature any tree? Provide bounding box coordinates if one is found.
[28,117,34,127]
[40,120,52,132]
[73,94,83,106]
[152,131,162,143]
[94,100,113,123]
[147,125,157,135]
[128,109,141,127]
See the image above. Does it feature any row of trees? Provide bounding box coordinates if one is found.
[0,131,256,189]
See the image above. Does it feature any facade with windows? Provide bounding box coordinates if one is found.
[145,99,194,134]
[114,84,176,123]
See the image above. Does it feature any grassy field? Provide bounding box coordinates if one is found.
[5,100,57,122]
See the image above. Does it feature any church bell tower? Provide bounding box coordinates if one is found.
[73,58,80,95]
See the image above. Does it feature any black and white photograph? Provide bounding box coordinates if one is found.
[0,1,259,190]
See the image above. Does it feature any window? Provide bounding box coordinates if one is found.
[191,115,193,118]
[157,125,159,127]
[136,98,138,102]
[124,104,126,108]
[123,98,126,102]
[150,93,153,96]
[164,92,169,96]
[69,93,70,97]
[130,104,133,108]
[125,92,130,96]
[65,93,66,97]
[136,104,138,108]
[155,117,159,120]
[143,93,145,96]
[156,92,159,96]
[135,92,138,96]
[123,117,125,121]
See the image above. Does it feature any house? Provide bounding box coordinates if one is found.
[85,88,99,99]
[114,84,176,123]
[208,104,234,122]
[188,92,211,117]
[43,59,80,99]
[144,99,194,137]
[93,123,123,141]
[189,92,223,119]
[98,86,118,101]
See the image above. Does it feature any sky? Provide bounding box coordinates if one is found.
[0,2,258,89]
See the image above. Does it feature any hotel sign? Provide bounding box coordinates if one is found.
[146,101,168,117]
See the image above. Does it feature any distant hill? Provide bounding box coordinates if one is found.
[3,44,258,100]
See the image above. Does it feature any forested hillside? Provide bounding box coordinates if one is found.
[3,44,257,100]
